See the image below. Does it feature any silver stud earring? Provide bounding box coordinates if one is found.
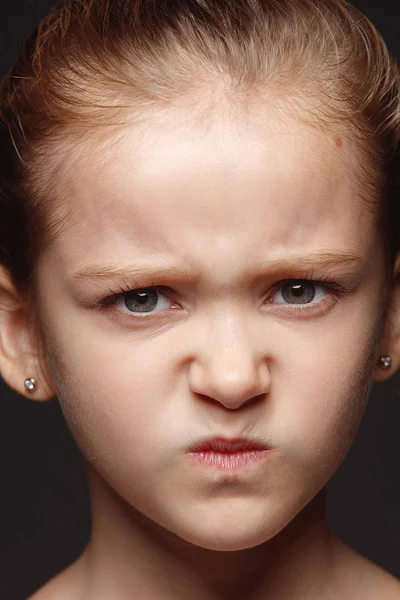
[24,377,37,392]
[379,355,392,370]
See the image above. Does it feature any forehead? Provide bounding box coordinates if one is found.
[50,103,377,272]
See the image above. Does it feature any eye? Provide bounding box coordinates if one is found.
[114,287,172,314]
[271,280,327,305]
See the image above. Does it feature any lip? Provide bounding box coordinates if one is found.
[187,435,270,453]
[186,436,272,470]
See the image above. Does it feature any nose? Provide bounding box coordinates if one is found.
[187,313,271,410]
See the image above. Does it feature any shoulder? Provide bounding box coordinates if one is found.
[28,553,87,600]
[332,537,400,599]
[28,576,81,600]
[28,576,75,600]
[28,585,54,600]
[361,567,400,599]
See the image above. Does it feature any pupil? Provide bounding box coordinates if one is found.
[137,292,149,304]
[125,288,158,312]
[282,281,315,304]
[292,285,303,297]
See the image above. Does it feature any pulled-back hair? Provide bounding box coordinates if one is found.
[0,0,399,293]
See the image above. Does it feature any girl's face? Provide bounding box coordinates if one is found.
[35,102,386,551]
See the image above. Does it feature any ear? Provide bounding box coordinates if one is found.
[0,265,55,400]
[373,254,400,383]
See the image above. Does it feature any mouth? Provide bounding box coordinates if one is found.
[186,436,271,470]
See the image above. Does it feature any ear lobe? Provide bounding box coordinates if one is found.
[373,353,395,382]
[0,265,55,400]
[372,254,400,383]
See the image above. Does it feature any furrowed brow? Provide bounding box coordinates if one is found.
[256,251,364,274]
[70,250,364,289]
[70,263,197,285]
[247,251,365,286]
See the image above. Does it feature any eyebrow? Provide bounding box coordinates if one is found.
[70,250,364,287]
[71,263,197,284]
[250,251,364,277]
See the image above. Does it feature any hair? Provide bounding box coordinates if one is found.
[0,0,399,297]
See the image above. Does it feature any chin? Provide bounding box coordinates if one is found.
[165,507,289,551]
[174,523,279,551]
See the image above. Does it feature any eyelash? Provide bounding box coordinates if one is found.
[95,275,348,320]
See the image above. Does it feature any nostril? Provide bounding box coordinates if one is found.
[250,393,265,404]
[193,392,264,409]
[236,394,266,409]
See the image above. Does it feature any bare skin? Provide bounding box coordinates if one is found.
[1,97,400,599]
[29,490,400,599]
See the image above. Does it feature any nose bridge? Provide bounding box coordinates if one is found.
[188,306,270,408]
[208,309,252,358]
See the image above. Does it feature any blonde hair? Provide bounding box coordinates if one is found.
[0,0,399,291]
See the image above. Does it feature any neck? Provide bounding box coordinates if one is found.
[75,463,337,600]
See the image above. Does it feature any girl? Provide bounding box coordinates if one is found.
[0,0,399,597]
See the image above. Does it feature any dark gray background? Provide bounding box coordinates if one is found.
[0,1,399,598]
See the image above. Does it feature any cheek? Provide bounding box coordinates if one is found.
[45,331,185,480]
[273,312,379,479]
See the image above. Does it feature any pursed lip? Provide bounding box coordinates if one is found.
[186,436,271,453]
